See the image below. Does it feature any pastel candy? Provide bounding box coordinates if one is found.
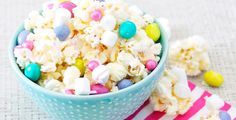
[59,1,77,18]
[87,60,100,71]
[18,30,30,45]
[91,9,103,21]
[22,40,34,51]
[74,58,86,76]
[119,20,137,39]
[101,31,118,47]
[74,78,90,95]
[145,59,157,71]
[100,14,116,31]
[65,89,75,95]
[54,8,71,28]
[90,84,109,95]
[92,65,110,85]
[24,63,41,82]
[219,111,231,120]
[54,24,71,41]
[173,83,191,98]
[145,23,161,42]
[204,70,224,87]
[117,79,133,90]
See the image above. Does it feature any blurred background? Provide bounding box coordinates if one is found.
[0,0,236,119]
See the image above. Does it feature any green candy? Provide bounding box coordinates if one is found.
[119,20,137,39]
[24,63,41,82]
[74,58,86,76]
[145,23,161,42]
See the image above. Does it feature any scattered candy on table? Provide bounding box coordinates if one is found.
[14,0,163,96]
[204,70,224,87]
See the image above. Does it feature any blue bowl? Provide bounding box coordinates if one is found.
[9,19,169,120]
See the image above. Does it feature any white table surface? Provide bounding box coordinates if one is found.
[1,0,236,119]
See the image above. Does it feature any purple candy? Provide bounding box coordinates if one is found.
[17,30,30,45]
[219,111,231,120]
[117,79,133,90]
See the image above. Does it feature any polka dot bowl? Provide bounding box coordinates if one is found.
[9,19,169,120]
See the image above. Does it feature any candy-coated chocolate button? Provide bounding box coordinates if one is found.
[91,9,103,21]
[18,30,30,45]
[74,58,86,76]
[22,41,34,51]
[119,20,136,39]
[145,23,161,42]
[54,24,71,41]
[87,60,100,71]
[145,59,157,71]
[24,63,41,82]
[59,1,77,18]
[219,111,231,120]
[90,84,109,95]
[204,70,224,87]
[117,79,133,90]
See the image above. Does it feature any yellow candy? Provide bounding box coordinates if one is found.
[74,59,86,76]
[145,23,161,42]
[203,71,224,87]
[59,0,70,3]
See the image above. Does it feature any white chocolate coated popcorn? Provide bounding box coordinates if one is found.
[63,66,81,88]
[92,65,110,85]
[106,62,127,82]
[44,79,65,92]
[150,67,192,115]
[169,36,210,76]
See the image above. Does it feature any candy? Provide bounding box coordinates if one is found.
[145,59,157,71]
[59,1,77,18]
[87,60,100,71]
[65,89,75,95]
[54,8,71,28]
[173,83,191,98]
[22,41,34,51]
[90,9,103,21]
[117,79,133,90]
[219,111,231,120]
[17,30,30,45]
[24,63,41,82]
[100,14,116,31]
[54,24,70,41]
[90,84,109,95]
[74,78,90,95]
[145,23,161,42]
[119,20,137,39]
[74,58,86,76]
[204,70,224,87]
[92,65,110,85]
[101,31,118,47]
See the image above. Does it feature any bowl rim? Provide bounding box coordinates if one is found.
[8,19,169,100]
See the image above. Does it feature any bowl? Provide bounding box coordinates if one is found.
[9,19,169,120]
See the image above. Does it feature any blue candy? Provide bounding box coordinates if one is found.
[17,30,30,45]
[219,111,231,120]
[24,63,41,82]
[54,24,70,41]
[119,20,136,39]
[117,79,133,90]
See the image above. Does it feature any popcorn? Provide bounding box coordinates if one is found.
[63,66,81,88]
[106,62,127,82]
[44,79,65,92]
[169,36,210,76]
[62,46,79,65]
[14,47,32,69]
[150,67,193,115]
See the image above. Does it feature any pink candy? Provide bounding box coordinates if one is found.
[145,59,157,71]
[87,60,100,71]
[90,84,109,95]
[22,41,34,50]
[65,89,75,95]
[59,1,77,18]
[90,10,103,21]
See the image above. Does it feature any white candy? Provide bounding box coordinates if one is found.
[92,65,110,85]
[205,94,224,111]
[74,78,90,95]
[63,66,81,88]
[53,8,71,28]
[173,83,191,98]
[100,14,116,31]
[170,67,188,86]
[101,31,118,47]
